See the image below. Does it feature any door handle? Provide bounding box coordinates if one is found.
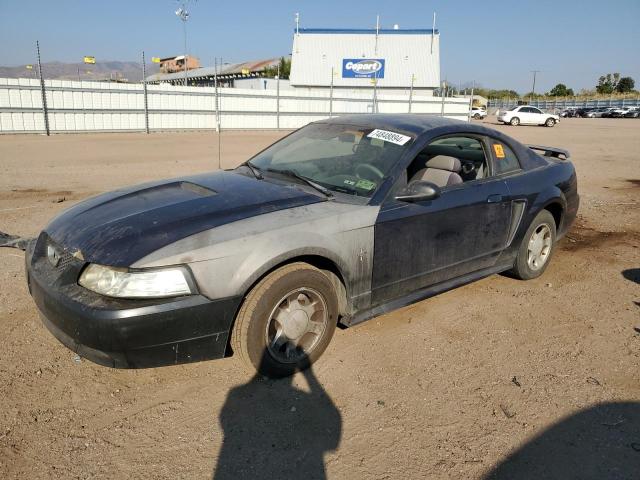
[487,194,503,203]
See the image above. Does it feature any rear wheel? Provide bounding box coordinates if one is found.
[545,117,556,127]
[509,210,557,280]
[231,263,338,378]
[473,113,481,119]
[510,117,520,126]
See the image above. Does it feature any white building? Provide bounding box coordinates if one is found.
[290,27,440,96]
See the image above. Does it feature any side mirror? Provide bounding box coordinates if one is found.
[395,181,441,203]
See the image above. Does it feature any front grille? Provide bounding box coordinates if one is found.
[36,233,81,272]
[56,249,74,270]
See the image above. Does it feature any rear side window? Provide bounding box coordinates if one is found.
[490,141,521,175]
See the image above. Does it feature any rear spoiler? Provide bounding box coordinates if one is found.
[527,144,571,160]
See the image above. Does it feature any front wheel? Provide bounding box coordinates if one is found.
[231,263,338,378]
[545,118,556,127]
[510,117,520,126]
[473,113,481,119]
[509,210,557,280]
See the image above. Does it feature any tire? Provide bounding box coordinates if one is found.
[510,117,520,126]
[231,262,339,378]
[545,118,556,127]
[473,113,480,119]
[509,210,557,280]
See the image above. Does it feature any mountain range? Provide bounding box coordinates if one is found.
[0,61,159,82]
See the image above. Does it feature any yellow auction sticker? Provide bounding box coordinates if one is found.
[493,144,505,158]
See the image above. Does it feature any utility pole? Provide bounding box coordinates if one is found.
[374,14,380,54]
[276,62,280,129]
[36,40,50,136]
[530,70,540,104]
[408,74,415,113]
[175,1,192,87]
[142,51,149,134]
[214,57,221,170]
[214,57,220,133]
[430,12,436,54]
[467,80,475,121]
[329,67,334,117]
[294,12,300,53]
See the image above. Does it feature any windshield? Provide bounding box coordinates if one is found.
[248,123,414,197]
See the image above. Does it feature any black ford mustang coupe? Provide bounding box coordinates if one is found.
[26,115,579,377]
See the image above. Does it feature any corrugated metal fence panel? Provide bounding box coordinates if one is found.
[488,98,640,109]
[0,77,470,133]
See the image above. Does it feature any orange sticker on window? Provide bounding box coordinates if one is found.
[493,143,505,158]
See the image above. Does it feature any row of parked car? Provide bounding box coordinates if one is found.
[560,106,640,118]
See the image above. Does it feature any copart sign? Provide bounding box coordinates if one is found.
[342,59,385,78]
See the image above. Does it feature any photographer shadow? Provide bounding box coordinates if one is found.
[213,351,341,480]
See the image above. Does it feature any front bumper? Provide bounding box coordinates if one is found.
[26,235,243,368]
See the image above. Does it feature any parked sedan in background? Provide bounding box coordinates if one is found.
[585,107,609,118]
[470,107,487,119]
[560,108,578,118]
[26,115,579,377]
[497,105,560,126]
[610,107,634,118]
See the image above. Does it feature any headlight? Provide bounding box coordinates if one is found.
[79,264,195,298]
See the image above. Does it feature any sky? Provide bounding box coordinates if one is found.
[1,0,639,93]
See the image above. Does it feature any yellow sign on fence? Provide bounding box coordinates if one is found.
[151,57,161,64]
[83,56,96,64]
[25,65,33,70]
[241,68,250,75]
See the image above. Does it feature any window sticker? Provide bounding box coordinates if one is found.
[366,129,411,146]
[493,143,506,158]
[343,179,356,186]
[355,179,377,191]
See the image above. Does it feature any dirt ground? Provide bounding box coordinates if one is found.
[1,118,639,479]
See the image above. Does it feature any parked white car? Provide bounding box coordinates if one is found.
[470,107,487,119]
[497,105,560,127]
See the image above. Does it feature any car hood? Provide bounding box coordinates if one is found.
[45,170,325,267]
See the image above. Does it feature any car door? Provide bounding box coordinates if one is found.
[370,135,513,305]
[528,107,544,124]
[518,107,534,124]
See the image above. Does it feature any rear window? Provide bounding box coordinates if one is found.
[490,141,521,175]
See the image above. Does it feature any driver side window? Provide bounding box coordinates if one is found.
[405,136,490,189]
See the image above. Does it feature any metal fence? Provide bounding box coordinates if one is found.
[488,96,640,111]
[0,77,471,134]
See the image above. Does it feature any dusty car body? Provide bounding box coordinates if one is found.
[26,115,579,376]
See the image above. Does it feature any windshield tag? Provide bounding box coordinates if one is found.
[355,179,376,191]
[367,129,411,146]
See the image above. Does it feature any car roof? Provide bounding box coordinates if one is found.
[316,114,469,136]
[313,113,548,171]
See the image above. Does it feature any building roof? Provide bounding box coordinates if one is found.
[298,28,439,35]
[146,57,282,83]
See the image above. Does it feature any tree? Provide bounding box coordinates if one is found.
[262,57,291,80]
[471,87,520,99]
[548,83,574,97]
[616,76,635,93]
[596,73,620,94]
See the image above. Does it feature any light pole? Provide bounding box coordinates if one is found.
[175,1,194,87]
[530,70,540,104]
